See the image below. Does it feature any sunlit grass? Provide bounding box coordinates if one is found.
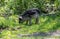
[0,14,60,39]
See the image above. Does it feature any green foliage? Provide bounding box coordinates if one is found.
[0,0,60,39]
[0,17,7,29]
[8,15,19,28]
[0,15,19,29]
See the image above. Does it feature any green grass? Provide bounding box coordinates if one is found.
[0,0,60,39]
[0,13,60,39]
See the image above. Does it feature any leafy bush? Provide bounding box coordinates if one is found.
[0,17,8,29]
[0,15,19,29]
[8,15,19,28]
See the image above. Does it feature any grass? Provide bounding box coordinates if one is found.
[0,12,60,39]
[0,0,60,39]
